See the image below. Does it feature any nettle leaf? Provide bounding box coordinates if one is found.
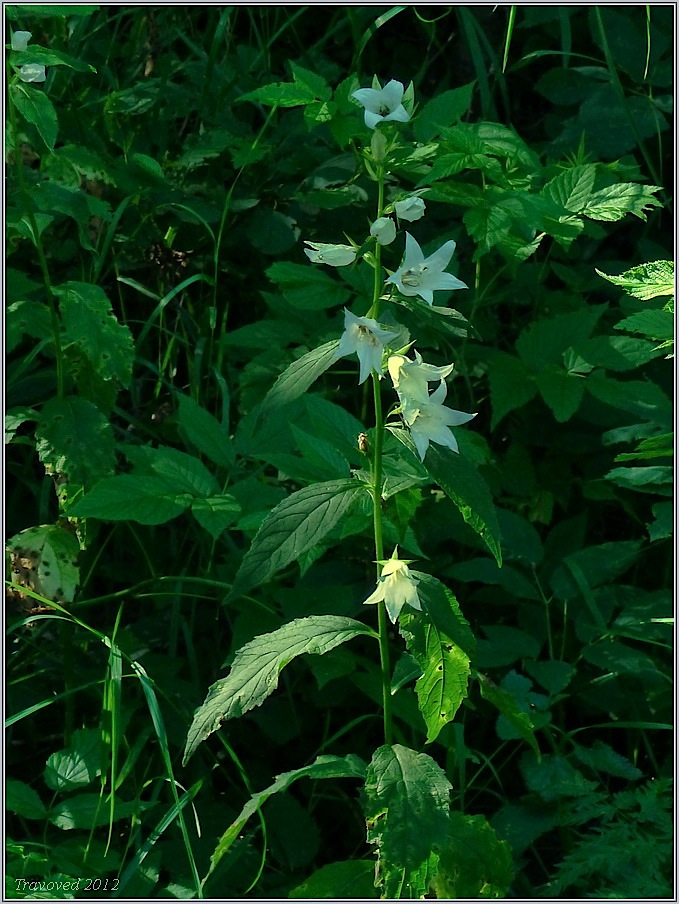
[6,779,47,820]
[421,441,502,567]
[581,182,662,222]
[238,81,318,107]
[516,305,606,372]
[578,335,664,372]
[191,495,240,540]
[413,83,475,142]
[183,617,376,763]
[614,308,675,341]
[9,82,58,150]
[266,262,351,309]
[597,260,674,302]
[519,752,597,802]
[586,372,672,425]
[605,465,673,495]
[542,164,597,213]
[44,730,102,792]
[399,575,473,743]
[535,368,586,422]
[176,394,235,468]
[364,744,452,899]
[68,475,193,525]
[258,339,340,417]
[54,282,134,386]
[228,478,365,600]
[6,524,80,605]
[124,445,219,497]
[477,673,540,757]
[572,741,643,781]
[487,351,539,428]
[35,396,115,488]
[431,812,515,899]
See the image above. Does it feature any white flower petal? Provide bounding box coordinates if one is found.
[11,31,32,52]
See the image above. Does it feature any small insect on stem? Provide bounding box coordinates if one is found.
[358,432,370,455]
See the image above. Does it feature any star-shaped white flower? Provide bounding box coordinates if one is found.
[363,553,421,623]
[336,309,399,384]
[394,196,426,222]
[352,79,410,130]
[370,216,396,246]
[388,351,455,404]
[385,232,467,305]
[401,380,476,461]
[304,241,356,267]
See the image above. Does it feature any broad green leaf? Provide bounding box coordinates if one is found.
[419,439,502,566]
[431,812,515,898]
[183,617,376,763]
[572,741,643,781]
[30,182,110,251]
[48,793,151,830]
[605,466,673,495]
[519,752,597,802]
[54,282,134,386]
[542,164,597,213]
[7,300,52,353]
[124,445,219,497]
[578,335,664,371]
[477,673,540,756]
[536,368,585,422]
[597,260,674,301]
[11,46,96,73]
[191,495,240,539]
[586,372,672,425]
[228,479,365,600]
[44,730,102,792]
[258,340,341,417]
[614,309,674,341]
[266,262,351,309]
[68,475,193,525]
[5,406,39,443]
[550,540,642,600]
[648,501,673,541]
[290,62,332,101]
[176,394,234,468]
[6,524,80,604]
[413,83,475,142]
[399,576,472,743]
[581,182,662,221]
[516,306,606,372]
[289,860,379,899]
[496,509,544,567]
[6,779,47,820]
[475,626,541,668]
[487,351,539,429]
[364,744,452,899]
[238,81,318,107]
[207,756,365,882]
[10,82,58,150]
[447,558,540,601]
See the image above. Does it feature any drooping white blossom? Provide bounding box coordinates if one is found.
[394,196,426,222]
[336,309,399,384]
[401,380,476,461]
[18,63,46,83]
[388,351,455,404]
[370,216,396,246]
[363,553,422,623]
[304,241,357,267]
[11,31,32,52]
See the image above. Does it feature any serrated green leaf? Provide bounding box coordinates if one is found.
[266,261,351,310]
[581,183,662,222]
[125,445,219,497]
[183,617,376,763]
[487,351,539,428]
[258,340,340,417]
[68,475,193,525]
[289,859,379,899]
[598,260,674,301]
[176,394,234,468]
[364,744,452,899]
[413,83,475,142]
[290,62,331,101]
[7,300,52,353]
[520,752,596,802]
[431,812,515,898]
[579,335,664,371]
[550,540,642,600]
[48,793,150,830]
[6,779,47,820]
[542,164,597,213]
[536,368,585,422]
[6,524,79,604]
[516,306,606,372]
[417,438,502,566]
[228,479,364,600]
[605,465,673,494]
[238,81,318,107]
[399,577,472,743]
[477,673,540,756]
[10,82,58,149]
[614,309,674,340]
[572,741,643,781]
[54,282,134,386]
[586,372,672,425]
[191,495,240,540]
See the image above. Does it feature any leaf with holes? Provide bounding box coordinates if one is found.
[6,524,80,605]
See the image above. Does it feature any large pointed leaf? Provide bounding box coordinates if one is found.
[364,744,452,899]
[477,672,540,757]
[431,812,515,898]
[228,478,365,600]
[258,339,340,417]
[68,475,193,525]
[398,574,474,743]
[205,754,366,881]
[183,616,377,764]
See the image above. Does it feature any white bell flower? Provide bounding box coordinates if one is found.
[336,309,399,384]
[304,241,356,267]
[401,380,476,461]
[11,31,32,51]
[18,63,46,83]
[363,554,422,624]
[388,351,455,404]
[352,78,411,130]
[385,232,467,305]
[370,216,396,246]
[394,196,426,222]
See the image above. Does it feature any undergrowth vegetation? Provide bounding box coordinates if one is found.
[5,5,674,899]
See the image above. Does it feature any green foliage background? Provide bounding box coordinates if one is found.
[5,4,673,899]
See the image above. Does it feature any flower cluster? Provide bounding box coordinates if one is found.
[11,31,46,83]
